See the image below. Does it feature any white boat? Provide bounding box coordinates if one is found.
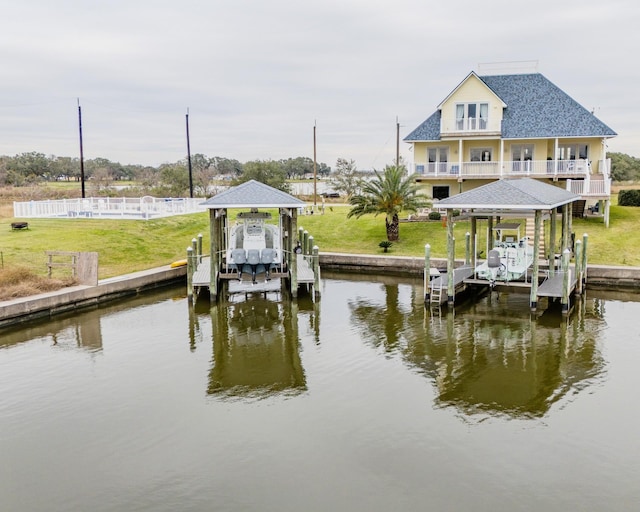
[475,222,534,285]
[226,210,282,283]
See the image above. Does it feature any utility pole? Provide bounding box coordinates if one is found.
[77,99,85,198]
[313,121,317,211]
[396,116,400,169]
[186,109,193,198]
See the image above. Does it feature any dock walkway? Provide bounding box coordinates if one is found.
[537,269,577,298]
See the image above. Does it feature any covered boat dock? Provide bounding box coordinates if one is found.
[192,180,321,300]
[431,178,587,313]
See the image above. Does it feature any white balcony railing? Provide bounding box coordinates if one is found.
[414,158,593,179]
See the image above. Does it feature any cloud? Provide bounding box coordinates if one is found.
[0,0,638,168]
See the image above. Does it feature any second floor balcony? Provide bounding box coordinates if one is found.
[415,158,596,179]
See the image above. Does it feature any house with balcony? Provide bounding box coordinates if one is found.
[404,71,617,226]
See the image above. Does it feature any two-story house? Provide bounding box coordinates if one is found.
[404,71,617,226]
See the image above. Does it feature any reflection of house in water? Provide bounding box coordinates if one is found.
[208,296,307,399]
[411,295,606,418]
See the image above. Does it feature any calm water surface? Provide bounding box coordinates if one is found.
[1,272,639,512]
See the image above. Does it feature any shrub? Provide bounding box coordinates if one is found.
[378,241,393,253]
[451,209,461,218]
[428,211,441,221]
[618,189,640,207]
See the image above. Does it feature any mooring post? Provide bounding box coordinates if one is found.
[197,233,203,263]
[303,230,310,255]
[424,244,431,303]
[561,248,571,315]
[298,227,304,249]
[575,239,583,295]
[582,233,588,288]
[186,246,194,301]
[313,245,320,297]
[191,238,198,261]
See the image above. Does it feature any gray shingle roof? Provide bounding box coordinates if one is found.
[436,178,580,210]
[404,73,617,141]
[201,180,306,209]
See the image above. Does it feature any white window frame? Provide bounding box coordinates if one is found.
[456,102,489,131]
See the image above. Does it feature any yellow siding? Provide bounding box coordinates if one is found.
[440,74,503,134]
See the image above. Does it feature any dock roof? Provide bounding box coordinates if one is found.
[435,178,580,212]
[201,180,306,209]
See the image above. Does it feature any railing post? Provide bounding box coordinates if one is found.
[197,233,203,263]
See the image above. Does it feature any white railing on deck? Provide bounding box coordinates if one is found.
[414,159,593,179]
[13,196,207,219]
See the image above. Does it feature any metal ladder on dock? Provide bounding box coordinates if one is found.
[429,269,443,305]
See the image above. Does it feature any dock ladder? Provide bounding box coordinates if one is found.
[429,268,443,305]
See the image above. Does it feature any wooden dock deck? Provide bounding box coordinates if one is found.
[536,269,577,298]
[428,266,475,305]
[191,254,317,296]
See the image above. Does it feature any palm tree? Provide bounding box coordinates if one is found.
[347,164,429,241]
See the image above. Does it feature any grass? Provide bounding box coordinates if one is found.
[1,200,640,299]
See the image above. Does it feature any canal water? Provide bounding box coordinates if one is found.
[1,272,639,512]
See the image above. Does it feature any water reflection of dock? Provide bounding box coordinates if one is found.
[205,296,309,399]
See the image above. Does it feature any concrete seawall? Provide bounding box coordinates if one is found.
[1,254,639,329]
[0,265,186,329]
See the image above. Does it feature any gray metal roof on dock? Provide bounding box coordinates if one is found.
[435,178,580,211]
[200,180,306,209]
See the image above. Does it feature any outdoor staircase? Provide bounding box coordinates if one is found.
[573,200,586,218]
[525,218,547,260]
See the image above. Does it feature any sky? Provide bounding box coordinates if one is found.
[1,0,639,170]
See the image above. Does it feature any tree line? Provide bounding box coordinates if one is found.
[0,152,332,197]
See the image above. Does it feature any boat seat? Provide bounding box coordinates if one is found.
[260,248,276,265]
[246,249,260,266]
[231,249,247,265]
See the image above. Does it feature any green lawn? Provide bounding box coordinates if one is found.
[1,204,639,281]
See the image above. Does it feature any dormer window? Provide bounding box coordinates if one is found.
[456,102,489,131]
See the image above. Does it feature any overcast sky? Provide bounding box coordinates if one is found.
[1,0,638,169]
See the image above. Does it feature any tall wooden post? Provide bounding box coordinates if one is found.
[549,208,557,277]
[530,210,542,311]
[424,244,431,303]
[209,209,218,300]
[313,245,320,298]
[447,213,455,306]
[561,248,571,315]
[465,232,471,266]
[575,240,583,295]
[291,211,299,298]
[582,233,589,288]
[470,216,477,269]
[186,246,194,301]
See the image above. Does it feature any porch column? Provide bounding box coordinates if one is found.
[554,138,559,176]
[458,139,463,175]
[499,139,504,177]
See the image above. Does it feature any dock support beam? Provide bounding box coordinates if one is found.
[187,246,194,301]
[424,244,431,303]
[575,239,583,295]
[549,208,557,277]
[447,213,455,306]
[530,210,542,311]
[561,248,571,315]
[313,245,320,298]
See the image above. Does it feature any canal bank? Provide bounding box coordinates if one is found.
[1,253,639,328]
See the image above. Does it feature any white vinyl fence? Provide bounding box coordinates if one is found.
[13,196,208,220]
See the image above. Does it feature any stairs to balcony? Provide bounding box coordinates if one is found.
[573,200,586,218]
[525,218,547,260]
